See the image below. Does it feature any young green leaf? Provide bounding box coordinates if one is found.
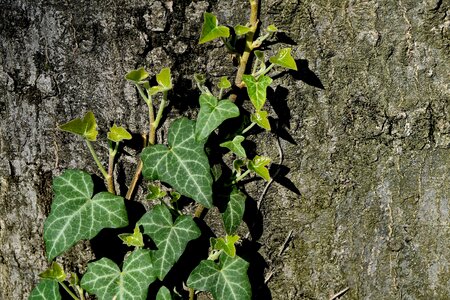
[220,135,247,158]
[29,279,61,300]
[223,188,246,234]
[218,76,231,89]
[107,124,132,142]
[233,159,245,176]
[195,94,240,141]
[266,24,278,32]
[187,254,251,300]
[242,75,273,111]
[254,50,266,72]
[138,205,201,280]
[59,111,98,141]
[81,249,155,300]
[118,226,144,248]
[269,48,298,70]
[156,67,172,91]
[156,286,172,300]
[251,110,271,131]
[38,262,66,282]
[211,235,240,257]
[170,191,181,202]
[199,12,230,44]
[234,25,251,36]
[248,156,271,181]
[44,169,128,261]
[146,184,167,200]
[141,118,213,208]
[69,272,79,286]
[125,67,149,83]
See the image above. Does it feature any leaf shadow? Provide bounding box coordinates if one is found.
[272,59,325,90]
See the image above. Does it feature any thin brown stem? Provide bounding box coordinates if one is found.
[125,135,147,200]
[189,287,195,300]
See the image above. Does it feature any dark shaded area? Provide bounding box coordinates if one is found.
[270,164,301,195]
[273,59,324,90]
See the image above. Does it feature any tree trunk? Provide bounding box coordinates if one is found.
[1,0,449,299]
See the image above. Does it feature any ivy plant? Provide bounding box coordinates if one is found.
[30,0,299,299]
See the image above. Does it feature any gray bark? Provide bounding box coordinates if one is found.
[1,0,449,299]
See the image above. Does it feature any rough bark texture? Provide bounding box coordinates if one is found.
[1,0,449,299]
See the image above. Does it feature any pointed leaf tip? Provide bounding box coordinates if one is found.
[199,12,230,44]
[125,67,149,83]
[269,48,298,71]
[107,124,132,142]
[59,111,98,141]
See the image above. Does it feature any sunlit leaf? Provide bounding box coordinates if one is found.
[220,135,246,158]
[242,75,272,111]
[118,226,144,248]
[156,67,172,91]
[142,118,213,208]
[138,205,201,280]
[218,76,231,89]
[146,184,167,200]
[39,262,66,282]
[222,188,246,234]
[125,67,149,83]
[266,24,278,32]
[199,12,230,44]
[81,249,155,300]
[234,25,251,36]
[29,279,61,300]
[251,110,271,131]
[187,254,251,300]
[107,124,132,142]
[269,48,297,70]
[170,191,181,202]
[195,94,240,141]
[211,235,240,257]
[248,156,271,181]
[59,111,98,141]
[44,170,128,261]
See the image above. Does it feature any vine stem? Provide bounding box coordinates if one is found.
[189,288,195,300]
[59,282,79,300]
[85,140,112,191]
[107,142,119,194]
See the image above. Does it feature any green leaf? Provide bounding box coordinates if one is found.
[233,159,245,176]
[269,48,298,70]
[218,76,231,89]
[156,286,172,300]
[141,118,213,208]
[266,24,278,32]
[118,226,144,248]
[199,12,230,44]
[44,169,128,261]
[29,279,61,300]
[211,235,240,257]
[242,75,273,111]
[187,254,251,300]
[146,184,167,200]
[254,50,266,71]
[59,111,98,141]
[81,249,155,300]
[234,25,251,36]
[220,135,246,158]
[125,67,149,83]
[251,110,271,131]
[69,272,79,286]
[211,164,223,181]
[248,156,271,181]
[194,73,207,84]
[170,191,181,202]
[138,205,201,280]
[38,262,66,282]
[195,94,240,141]
[156,67,172,91]
[107,124,132,142]
[223,188,246,234]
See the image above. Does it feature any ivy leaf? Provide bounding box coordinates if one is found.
[29,279,61,300]
[187,254,251,300]
[248,156,271,181]
[218,76,231,89]
[269,48,298,71]
[107,124,132,142]
[223,188,246,234]
[138,205,201,280]
[195,94,240,141]
[141,118,213,208]
[254,50,266,71]
[220,135,246,158]
[125,67,149,83]
[170,191,181,202]
[146,184,167,200]
[156,67,172,91]
[44,169,128,261]
[266,24,278,32]
[38,262,66,282]
[156,286,172,300]
[233,159,245,176]
[211,235,240,257]
[199,12,230,44]
[59,111,98,141]
[80,249,155,300]
[234,25,251,36]
[118,226,144,248]
[251,110,271,131]
[242,75,273,111]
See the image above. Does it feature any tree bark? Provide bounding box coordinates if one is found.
[1,0,449,299]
